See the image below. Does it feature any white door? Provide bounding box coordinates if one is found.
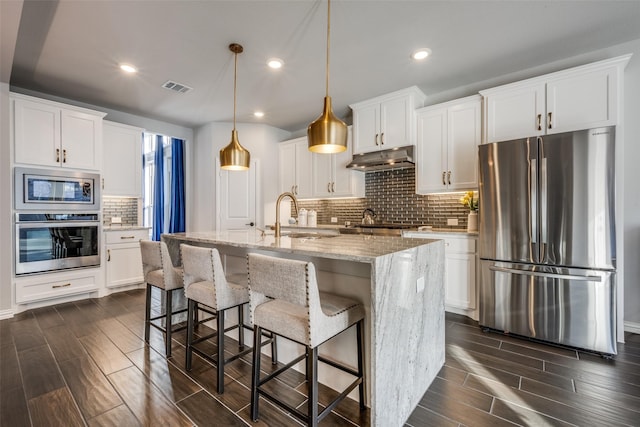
[218,160,259,231]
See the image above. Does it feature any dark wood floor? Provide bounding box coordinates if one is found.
[1,289,639,426]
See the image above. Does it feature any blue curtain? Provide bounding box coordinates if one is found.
[169,138,185,233]
[152,135,164,241]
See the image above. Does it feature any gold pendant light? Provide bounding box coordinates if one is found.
[220,43,251,170]
[307,0,347,154]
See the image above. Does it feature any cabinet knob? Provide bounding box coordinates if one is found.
[537,114,542,131]
[548,112,553,129]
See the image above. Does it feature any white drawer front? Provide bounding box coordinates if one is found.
[105,229,149,244]
[16,273,99,304]
[443,237,476,254]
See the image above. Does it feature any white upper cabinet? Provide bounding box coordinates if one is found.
[481,55,630,143]
[103,121,144,197]
[278,136,313,199]
[12,93,105,170]
[312,128,364,198]
[350,86,426,154]
[416,95,481,194]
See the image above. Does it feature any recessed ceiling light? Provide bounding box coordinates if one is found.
[411,49,431,61]
[119,63,138,73]
[254,111,265,118]
[267,58,284,69]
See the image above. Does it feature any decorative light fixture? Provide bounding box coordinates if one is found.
[220,43,251,170]
[307,0,347,154]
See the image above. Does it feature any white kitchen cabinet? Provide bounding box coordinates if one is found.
[481,55,630,143]
[105,228,148,288]
[404,232,477,316]
[103,121,144,197]
[312,128,364,198]
[12,93,105,170]
[350,86,426,154]
[14,268,101,304]
[279,136,313,198]
[416,95,481,193]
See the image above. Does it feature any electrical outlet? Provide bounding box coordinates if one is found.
[330,217,338,223]
[111,217,122,224]
[416,276,425,293]
[447,218,458,226]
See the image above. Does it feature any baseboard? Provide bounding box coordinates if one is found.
[624,321,640,335]
[0,309,14,320]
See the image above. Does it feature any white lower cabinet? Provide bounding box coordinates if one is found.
[15,268,101,304]
[105,229,148,288]
[404,232,477,316]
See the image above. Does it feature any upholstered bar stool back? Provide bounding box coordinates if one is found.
[247,253,366,426]
[140,240,187,358]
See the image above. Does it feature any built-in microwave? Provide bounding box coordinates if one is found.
[14,167,100,210]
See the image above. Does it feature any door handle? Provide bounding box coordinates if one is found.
[245,222,255,227]
[530,158,537,244]
[540,157,548,244]
[489,265,601,282]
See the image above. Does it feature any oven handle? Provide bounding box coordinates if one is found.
[16,221,100,229]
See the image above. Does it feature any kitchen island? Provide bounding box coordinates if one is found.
[162,230,445,427]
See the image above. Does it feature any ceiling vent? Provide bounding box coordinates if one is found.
[162,80,193,94]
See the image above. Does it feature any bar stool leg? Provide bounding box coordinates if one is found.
[165,289,173,357]
[216,308,225,393]
[251,325,262,421]
[238,305,245,349]
[271,334,278,364]
[186,299,195,371]
[144,283,152,343]
[307,346,319,427]
[357,319,365,410]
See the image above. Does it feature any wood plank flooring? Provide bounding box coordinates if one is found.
[1,288,639,426]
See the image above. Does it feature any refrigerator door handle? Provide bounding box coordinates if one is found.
[540,157,548,244]
[530,158,537,244]
[488,265,602,282]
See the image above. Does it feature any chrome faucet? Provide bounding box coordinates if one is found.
[275,192,299,238]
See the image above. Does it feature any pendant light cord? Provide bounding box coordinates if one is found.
[233,50,238,131]
[325,0,331,97]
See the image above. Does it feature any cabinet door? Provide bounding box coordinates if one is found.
[61,110,102,170]
[416,108,447,193]
[445,252,476,309]
[447,99,481,191]
[294,140,313,198]
[352,103,380,154]
[103,122,143,196]
[13,98,61,167]
[106,243,144,288]
[380,96,413,150]
[546,67,617,134]
[279,142,297,194]
[312,152,333,198]
[484,83,545,143]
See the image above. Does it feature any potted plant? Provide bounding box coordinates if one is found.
[459,191,478,232]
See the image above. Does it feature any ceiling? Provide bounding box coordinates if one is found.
[4,0,640,133]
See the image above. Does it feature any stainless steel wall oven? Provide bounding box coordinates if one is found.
[15,213,100,275]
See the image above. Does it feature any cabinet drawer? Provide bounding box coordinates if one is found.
[443,237,476,254]
[16,271,99,304]
[105,229,149,244]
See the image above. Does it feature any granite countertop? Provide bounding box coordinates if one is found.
[103,226,151,231]
[277,224,478,237]
[162,230,440,263]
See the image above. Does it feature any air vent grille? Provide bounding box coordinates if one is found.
[162,80,192,93]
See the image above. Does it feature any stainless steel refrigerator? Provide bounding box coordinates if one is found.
[478,126,617,355]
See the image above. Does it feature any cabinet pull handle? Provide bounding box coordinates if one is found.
[447,171,451,185]
[56,148,60,163]
[537,114,542,131]
[375,134,379,146]
[107,249,111,261]
[327,182,331,192]
[331,182,335,192]
[294,185,297,195]
[380,132,384,145]
[63,149,67,163]
[52,283,71,289]
[548,112,552,129]
[442,171,446,185]
[102,178,104,190]
[120,236,135,240]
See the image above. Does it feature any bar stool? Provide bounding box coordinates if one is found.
[181,244,276,394]
[140,240,188,358]
[247,253,366,426]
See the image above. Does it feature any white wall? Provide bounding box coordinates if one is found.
[0,83,12,313]
[189,122,290,231]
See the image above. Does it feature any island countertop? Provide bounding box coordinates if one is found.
[162,230,439,263]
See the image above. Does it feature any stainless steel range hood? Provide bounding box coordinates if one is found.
[346,145,415,171]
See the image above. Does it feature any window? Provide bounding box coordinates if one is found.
[142,133,172,231]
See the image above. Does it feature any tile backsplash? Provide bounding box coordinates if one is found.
[295,168,476,229]
[103,197,139,225]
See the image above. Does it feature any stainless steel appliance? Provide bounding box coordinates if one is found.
[15,213,100,274]
[346,145,415,171]
[478,126,617,355]
[15,167,100,210]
